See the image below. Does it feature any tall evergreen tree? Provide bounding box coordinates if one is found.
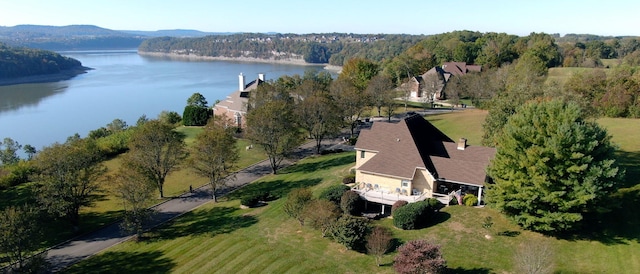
[486,99,623,233]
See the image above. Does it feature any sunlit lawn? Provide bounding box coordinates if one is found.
[65,147,640,273]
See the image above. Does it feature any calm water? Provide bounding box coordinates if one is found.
[0,50,324,151]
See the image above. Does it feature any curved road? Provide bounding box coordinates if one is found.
[44,138,350,273]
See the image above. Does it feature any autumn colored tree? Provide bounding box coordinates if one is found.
[339,58,380,92]
[394,240,446,274]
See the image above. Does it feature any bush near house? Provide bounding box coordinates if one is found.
[340,190,363,216]
[391,200,408,214]
[327,214,370,250]
[393,198,441,230]
[463,194,478,206]
[342,174,355,184]
[318,184,350,206]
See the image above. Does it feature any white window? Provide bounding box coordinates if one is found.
[401,180,409,188]
[360,151,365,158]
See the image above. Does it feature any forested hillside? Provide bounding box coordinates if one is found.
[0,43,83,79]
[138,33,425,65]
[0,25,146,50]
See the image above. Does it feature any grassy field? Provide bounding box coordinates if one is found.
[424,108,487,146]
[63,110,640,273]
[0,126,268,250]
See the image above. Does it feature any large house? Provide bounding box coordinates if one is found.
[352,114,495,212]
[212,73,265,128]
[405,62,481,101]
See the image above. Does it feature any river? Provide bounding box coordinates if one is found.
[0,50,326,152]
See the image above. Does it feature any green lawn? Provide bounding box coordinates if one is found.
[0,126,268,254]
[64,147,640,273]
[424,108,487,146]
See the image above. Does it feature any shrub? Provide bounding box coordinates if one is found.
[241,193,262,208]
[366,226,393,266]
[320,148,344,155]
[342,174,355,185]
[0,161,35,189]
[392,199,441,230]
[182,105,210,126]
[340,190,363,216]
[319,184,350,206]
[391,200,408,215]
[303,199,340,237]
[463,194,478,206]
[394,240,446,274]
[328,215,370,250]
[283,188,313,225]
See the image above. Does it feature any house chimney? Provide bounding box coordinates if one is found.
[457,138,467,150]
[239,73,245,91]
[258,73,265,81]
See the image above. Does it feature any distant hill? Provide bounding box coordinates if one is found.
[119,29,236,37]
[0,25,146,50]
[0,42,85,81]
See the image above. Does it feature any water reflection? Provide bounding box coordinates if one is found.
[0,82,69,113]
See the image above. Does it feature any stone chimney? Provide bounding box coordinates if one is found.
[239,73,245,91]
[258,73,265,81]
[457,138,467,150]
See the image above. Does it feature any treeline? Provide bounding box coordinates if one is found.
[0,43,83,78]
[138,33,425,65]
[139,31,640,71]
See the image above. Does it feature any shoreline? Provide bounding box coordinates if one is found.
[138,51,342,71]
[0,66,92,86]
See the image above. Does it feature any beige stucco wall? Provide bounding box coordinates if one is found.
[354,149,376,169]
[356,170,404,192]
[412,168,435,197]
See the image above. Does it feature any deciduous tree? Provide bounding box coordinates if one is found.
[486,99,622,233]
[394,239,446,274]
[303,199,340,237]
[296,92,342,154]
[0,204,43,272]
[112,167,156,240]
[282,188,313,225]
[189,117,239,202]
[246,84,302,174]
[35,138,106,230]
[366,226,393,267]
[366,74,396,117]
[0,137,22,166]
[124,120,187,198]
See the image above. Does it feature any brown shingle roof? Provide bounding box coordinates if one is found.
[355,115,495,185]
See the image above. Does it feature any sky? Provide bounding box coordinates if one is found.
[1,0,639,37]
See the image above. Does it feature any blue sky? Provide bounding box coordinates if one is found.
[1,0,639,36]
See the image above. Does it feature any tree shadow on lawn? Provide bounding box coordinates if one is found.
[278,153,354,174]
[225,178,323,201]
[63,250,175,274]
[147,206,257,241]
[445,267,492,274]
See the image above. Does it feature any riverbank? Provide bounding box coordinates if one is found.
[0,66,92,86]
[138,51,343,71]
